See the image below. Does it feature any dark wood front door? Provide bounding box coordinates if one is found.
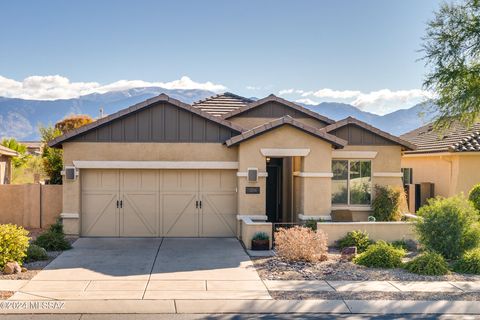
[266,158,283,223]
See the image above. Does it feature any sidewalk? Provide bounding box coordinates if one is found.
[262,280,480,293]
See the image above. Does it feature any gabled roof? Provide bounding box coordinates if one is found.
[193,92,253,117]
[48,94,244,148]
[225,115,347,147]
[401,121,480,154]
[0,145,18,157]
[222,94,336,125]
[322,116,416,150]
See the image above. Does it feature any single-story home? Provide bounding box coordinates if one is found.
[49,93,415,237]
[0,145,18,184]
[401,121,480,198]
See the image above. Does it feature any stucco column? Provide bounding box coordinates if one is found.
[237,144,267,216]
[61,171,81,235]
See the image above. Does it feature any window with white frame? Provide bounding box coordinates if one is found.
[332,160,372,205]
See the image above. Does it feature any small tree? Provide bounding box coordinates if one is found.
[1,138,30,168]
[422,0,480,128]
[39,125,63,185]
[55,114,93,134]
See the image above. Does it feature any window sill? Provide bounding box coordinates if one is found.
[331,205,372,211]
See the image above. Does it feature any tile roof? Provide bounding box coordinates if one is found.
[401,121,480,154]
[0,145,18,157]
[322,116,416,150]
[225,115,347,147]
[221,94,336,124]
[48,94,244,148]
[193,92,253,117]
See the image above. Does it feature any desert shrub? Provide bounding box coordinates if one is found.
[354,241,405,268]
[415,195,480,259]
[0,224,30,267]
[274,226,328,262]
[372,185,407,221]
[252,232,269,241]
[404,252,449,276]
[337,230,373,253]
[26,244,48,262]
[49,218,64,234]
[469,184,480,213]
[390,239,418,252]
[34,231,71,251]
[453,248,480,274]
[303,219,318,231]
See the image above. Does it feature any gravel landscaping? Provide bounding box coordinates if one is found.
[271,291,480,301]
[252,249,480,282]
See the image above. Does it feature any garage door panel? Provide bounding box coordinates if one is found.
[81,193,118,236]
[162,170,198,192]
[83,170,119,191]
[163,193,198,237]
[121,170,157,191]
[200,193,237,237]
[121,192,158,237]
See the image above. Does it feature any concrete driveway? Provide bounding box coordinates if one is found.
[11,238,270,300]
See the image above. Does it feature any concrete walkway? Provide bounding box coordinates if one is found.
[8,238,270,301]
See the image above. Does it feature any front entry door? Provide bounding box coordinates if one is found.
[266,158,283,223]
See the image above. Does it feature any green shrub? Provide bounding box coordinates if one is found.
[252,232,269,241]
[469,184,480,213]
[415,195,480,260]
[26,244,48,262]
[49,218,64,234]
[304,219,318,231]
[453,248,480,274]
[0,224,30,267]
[372,185,406,221]
[34,231,71,251]
[354,241,405,268]
[404,252,449,276]
[337,230,373,253]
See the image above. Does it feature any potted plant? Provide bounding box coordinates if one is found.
[251,232,270,250]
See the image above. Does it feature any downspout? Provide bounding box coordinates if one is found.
[440,155,454,196]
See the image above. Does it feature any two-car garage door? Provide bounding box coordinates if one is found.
[81,169,237,237]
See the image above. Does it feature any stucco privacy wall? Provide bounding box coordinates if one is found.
[0,184,62,228]
[237,125,333,217]
[317,222,416,246]
[402,154,480,198]
[401,155,454,197]
[61,142,238,217]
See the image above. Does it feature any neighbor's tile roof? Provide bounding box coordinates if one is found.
[0,145,18,157]
[193,92,253,117]
[225,115,347,148]
[401,121,480,154]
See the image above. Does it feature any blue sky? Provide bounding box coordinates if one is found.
[0,0,440,114]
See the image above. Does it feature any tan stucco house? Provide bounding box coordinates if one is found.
[0,145,17,185]
[401,121,480,198]
[48,93,415,238]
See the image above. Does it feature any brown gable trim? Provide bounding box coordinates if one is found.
[225,115,347,147]
[322,116,416,150]
[48,94,244,148]
[222,94,335,124]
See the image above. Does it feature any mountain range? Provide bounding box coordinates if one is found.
[0,88,435,140]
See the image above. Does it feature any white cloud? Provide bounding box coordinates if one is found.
[295,98,319,105]
[0,75,227,100]
[246,85,261,91]
[280,87,433,115]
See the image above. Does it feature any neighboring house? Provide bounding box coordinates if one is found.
[19,141,43,156]
[401,121,480,198]
[48,93,415,237]
[0,145,18,184]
